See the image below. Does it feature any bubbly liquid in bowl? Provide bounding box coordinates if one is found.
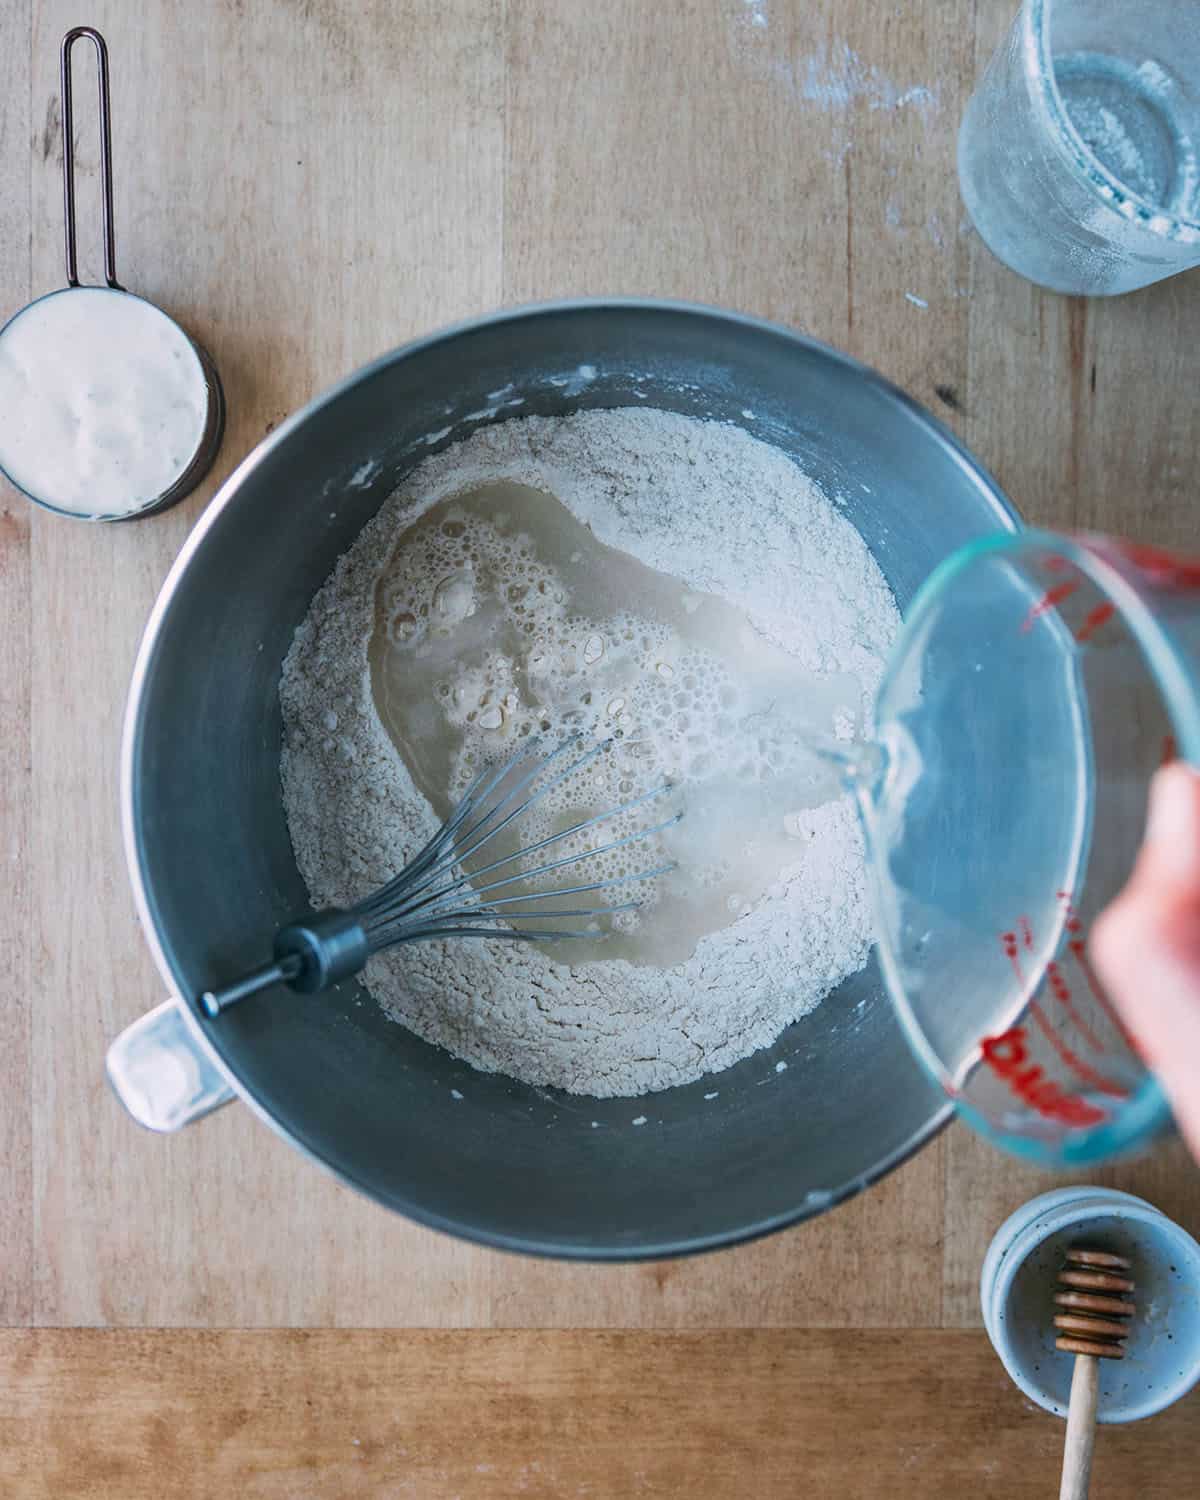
[370,480,866,966]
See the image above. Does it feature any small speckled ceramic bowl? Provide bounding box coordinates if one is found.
[981,1187,1200,1422]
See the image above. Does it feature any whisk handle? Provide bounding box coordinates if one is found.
[200,910,370,1017]
[200,956,303,1016]
[274,911,370,993]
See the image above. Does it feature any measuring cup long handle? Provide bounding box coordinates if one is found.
[61,27,120,289]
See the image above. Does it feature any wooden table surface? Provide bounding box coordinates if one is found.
[2,0,1198,1494]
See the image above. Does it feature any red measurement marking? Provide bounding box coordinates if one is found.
[980,1027,1107,1128]
[1042,554,1071,573]
[1066,938,1141,1056]
[1000,931,1024,984]
[1028,999,1128,1098]
[1021,580,1080,634]
[1055,890,1139,1052]
[1018,916,1033,950]
[1074,602,1115,643]
[1162,733,1178,766]
[1109,541,1200,592]
[1045,960,1106,1053]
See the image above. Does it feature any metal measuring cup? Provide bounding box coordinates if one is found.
[0,27,224,521]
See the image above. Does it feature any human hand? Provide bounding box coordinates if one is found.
[1092,763,1200,1162]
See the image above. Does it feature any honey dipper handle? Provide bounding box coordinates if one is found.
[1059,1354,1099,1500]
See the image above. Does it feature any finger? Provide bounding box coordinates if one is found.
[1123,761,1200,895]
[1091,763,1200,1157]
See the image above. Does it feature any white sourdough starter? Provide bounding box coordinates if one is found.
[0,287,208,516]
[280,408,900,1097]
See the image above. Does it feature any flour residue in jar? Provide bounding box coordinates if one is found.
[370,480,861,966]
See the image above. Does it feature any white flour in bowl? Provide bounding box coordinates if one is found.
[280,407,899,1097]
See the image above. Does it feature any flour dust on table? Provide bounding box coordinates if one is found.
[280,408,899,1098]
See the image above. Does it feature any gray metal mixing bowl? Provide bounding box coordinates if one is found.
[109,299,1018,1258]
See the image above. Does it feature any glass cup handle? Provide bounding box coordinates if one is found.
[106,999,236,1131]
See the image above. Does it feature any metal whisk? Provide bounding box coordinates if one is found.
[200,737,680,1017]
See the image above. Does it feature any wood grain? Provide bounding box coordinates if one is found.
[0,0,33,1327]
[1,1328,1197,1499]
[0,0,1195,1363]
[505,0,977,409]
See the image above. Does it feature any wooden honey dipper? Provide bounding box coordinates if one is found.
[1054,1247,1135,1500]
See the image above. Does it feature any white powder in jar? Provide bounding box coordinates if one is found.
[280,407,899,1098]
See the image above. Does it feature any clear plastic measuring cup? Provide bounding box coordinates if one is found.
[849,531,1199,1165]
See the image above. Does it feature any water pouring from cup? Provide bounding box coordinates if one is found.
[815,531,1199,1166]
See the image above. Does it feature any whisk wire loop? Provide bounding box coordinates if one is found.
[201,738,680,1017]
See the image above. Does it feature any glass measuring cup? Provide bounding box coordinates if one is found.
[846,532,1198,1165]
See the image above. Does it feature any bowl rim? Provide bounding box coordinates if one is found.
[119,296,1021,1258]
